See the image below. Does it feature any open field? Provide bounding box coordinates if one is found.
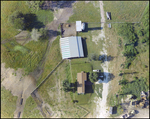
[35,10,53,26]
[22,96,43,118]
[103,1,148,22]
[37,60,88,118]
[37,36,62,86]
[1,40,48,74]
[67,1,100,23]
[1,86,18,118]
[104,3,149,117]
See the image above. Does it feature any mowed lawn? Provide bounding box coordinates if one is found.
[103,1,148,22]
[1,86,17,118]
[67,1,101,23]
[1,1,30,40]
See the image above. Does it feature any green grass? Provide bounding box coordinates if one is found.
[67,1,101,23]
[71,58,92,82]
[103,1,148,22]
[94,83,103,98]
[37,36,62,86]
[35,10,54,25]
[1,86,17,118]
[1,1,31,40]
[1,40,48,74]
[22,96,43,118]
[14,45,29,54]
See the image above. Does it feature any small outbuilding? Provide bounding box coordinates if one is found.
[109,107,113,114]
[60,36,84,59]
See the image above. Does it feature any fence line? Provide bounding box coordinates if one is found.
[31,59,64,93]
[75,104,90,118]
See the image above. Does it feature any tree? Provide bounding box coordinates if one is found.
[13,18,24,29]
[89,72,98,83]
[38,28,48,40]
[31,28,41,41]
[8,11,25,29]
[62,79,71,92]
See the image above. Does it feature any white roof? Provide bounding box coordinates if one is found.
[60,36,84,59]
[76,21,82,31]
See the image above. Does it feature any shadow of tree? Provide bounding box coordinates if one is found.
[23,13,44,31]
[99,54,115,62]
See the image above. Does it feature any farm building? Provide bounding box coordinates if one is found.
[60,36,84,59]
[77,71,87,94]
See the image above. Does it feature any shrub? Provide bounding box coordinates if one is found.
[121,77,149,99]
[89,72,98,83]
[31,28,41,41]
[119,78,128,85]
[88,53,99,61]
[137,30,143,37]
[38,28,49,40]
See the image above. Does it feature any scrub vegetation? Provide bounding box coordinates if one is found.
[22,96,43,118]
[105,2,149,117]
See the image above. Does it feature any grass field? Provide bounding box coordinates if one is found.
[67,1,100,23]
[103,1,148,22]
[22,96,43,118]
[1,86,17,118]
[37,36,62,86]
[35,10,53,26]
[1,40,48,74]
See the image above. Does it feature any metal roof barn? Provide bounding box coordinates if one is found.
[60,36,84,59]
[76,21,82,31]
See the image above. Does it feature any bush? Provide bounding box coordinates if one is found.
[137,30,143,37]
[89,72,98,83]
[122,45,138,58]
[31,28,41,41]
[88,53,99,61]
[62,79,71,92]
[119,78,128,85]
[38,28,49,40]
[121,77,149,99]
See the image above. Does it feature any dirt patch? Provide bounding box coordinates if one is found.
[61,23,76,37]
[1,63,36,118]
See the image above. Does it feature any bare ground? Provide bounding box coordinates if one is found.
[1,63,36,118]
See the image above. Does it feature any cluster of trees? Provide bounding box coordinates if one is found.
[118,77,148,100]
[25,1,44,13]
[8,10,48,41]
[116,4,149,69]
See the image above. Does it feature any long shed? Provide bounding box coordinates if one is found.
[60,36,84,59]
